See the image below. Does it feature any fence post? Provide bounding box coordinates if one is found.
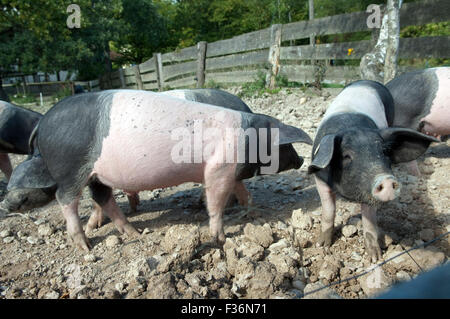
[309,0,315,45]
[266,24,282,89]
[196,41,207,88]
[133,65,144,90]
[154,53,164,91]
[118,68,126,88]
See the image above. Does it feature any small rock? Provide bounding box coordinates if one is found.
[3,236,14,244]
[348,217,362,228]
[358,266,392,297]
[38,224,54,237]
[351,251,362,261]
[318,261,339,282]
[292,280,306,291]
[84,254,97,263]
[34,218,47,226]
[17,230,27,238]
[303,282,341,299]
[105,235,121,248]
[396,271,411,282]
[27,236,38,245]
[342,225,357,238]
[45,290,60,299]
[291,209,313,230]
[418,229,434,242]
[104,288,121,299]
[0,229,11,238]
[142,228,151,235]
[243,223,273,248]
[299,97,307,105]
[115,283,125,293]
[268,239,289,253]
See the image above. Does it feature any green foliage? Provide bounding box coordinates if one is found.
[401,22,450,38]
[1,0,448,96]
[10,94,36,105]
[115,0,168,64]
[238,71,267,98]
[52,86,72,102]
[205,80,222,89]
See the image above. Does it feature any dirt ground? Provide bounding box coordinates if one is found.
[0,87,448,299]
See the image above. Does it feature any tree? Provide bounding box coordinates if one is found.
[114,0,168,64]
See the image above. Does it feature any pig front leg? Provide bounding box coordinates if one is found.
[0,153,13,180]
[59,197,91,251]
[204,165,237,244]
[405,160,421,176]
[234,181,252,207]
[126,192,140,213]
[315,176,336,247]
[361,204,382,262]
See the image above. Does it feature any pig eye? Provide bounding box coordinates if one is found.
[342,153,353,165]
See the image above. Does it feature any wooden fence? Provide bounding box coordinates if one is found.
[2,79,100,96]
[99,0,449,90]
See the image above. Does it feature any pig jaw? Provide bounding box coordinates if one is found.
[419,120,449,141]
[277,147,304,173]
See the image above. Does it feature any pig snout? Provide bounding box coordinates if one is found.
[292,155,304,170]
[371,174,401,202]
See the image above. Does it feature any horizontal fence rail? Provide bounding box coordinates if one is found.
[96,0,449,90]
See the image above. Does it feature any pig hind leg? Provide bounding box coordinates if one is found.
[89,180,140,237]
[86,202,104,233]
[56,190,91,251]
[0,153,13,180]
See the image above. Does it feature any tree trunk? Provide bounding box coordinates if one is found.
[360,1,401,83]
[0,76,10,102]
[309,0,315,45]
[104,42,113,74]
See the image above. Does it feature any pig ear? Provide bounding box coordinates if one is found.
[274,122,313,145]
[308,134,337,174]
[380,128,439,164]
[7,155,56,191]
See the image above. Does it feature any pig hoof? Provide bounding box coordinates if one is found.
[366,244,382,263]
[120,223,140,238]
[86,215,104,233]
[69,233,91,251]
[364,234,382,262]
[212,233,226,247]
[317,229,333,247]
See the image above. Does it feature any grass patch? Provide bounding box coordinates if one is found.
[51,87,72,102]
[10,94,37,105]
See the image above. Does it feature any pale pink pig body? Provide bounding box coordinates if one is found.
[92,91,242,192]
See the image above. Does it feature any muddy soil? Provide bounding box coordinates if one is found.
[0,87,448,299]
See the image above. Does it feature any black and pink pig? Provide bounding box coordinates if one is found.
[4,90,312,251]
[386,67,449,175]
[308,80,437,261]
[0,100,42,180]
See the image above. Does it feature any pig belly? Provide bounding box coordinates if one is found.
[420,68,450,136]
[92,136,205,191]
